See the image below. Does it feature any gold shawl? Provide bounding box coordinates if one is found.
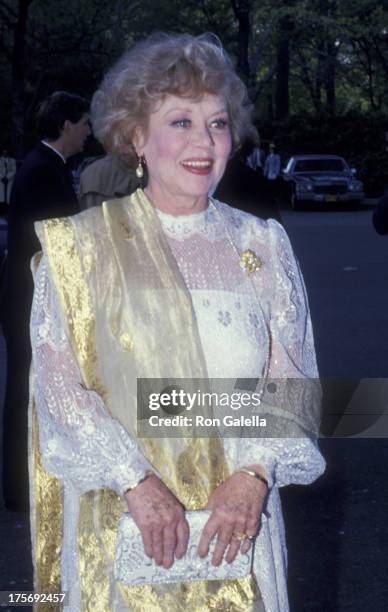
[30,189,260,610]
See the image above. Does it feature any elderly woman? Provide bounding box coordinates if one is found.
[29,33,325,611]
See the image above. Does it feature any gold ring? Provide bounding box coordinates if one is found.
[232,532,248,541]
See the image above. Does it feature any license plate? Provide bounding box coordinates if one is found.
[325,195,337,202]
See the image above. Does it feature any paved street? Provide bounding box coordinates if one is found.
[1,204,388,610]
[282,206,388,377]
[279,204,388,611]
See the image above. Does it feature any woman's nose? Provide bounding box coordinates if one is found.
[194,124,215,147]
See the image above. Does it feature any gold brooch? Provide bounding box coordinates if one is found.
[239,249,262,274]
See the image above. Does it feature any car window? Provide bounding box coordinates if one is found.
[294,159,346,172]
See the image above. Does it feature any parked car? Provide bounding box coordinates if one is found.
[282,154,365,209]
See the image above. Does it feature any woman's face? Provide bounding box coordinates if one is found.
[134,93,232,215]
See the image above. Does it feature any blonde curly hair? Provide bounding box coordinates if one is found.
[91,32,257,168]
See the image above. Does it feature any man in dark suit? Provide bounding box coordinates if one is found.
[0,91,90,510]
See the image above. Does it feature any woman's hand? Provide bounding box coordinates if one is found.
[125,474,189,569]
[197,465,268,566]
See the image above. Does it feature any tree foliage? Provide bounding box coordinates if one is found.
[1,0,387,183]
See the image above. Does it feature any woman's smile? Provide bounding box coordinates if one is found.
[181,157,214,174]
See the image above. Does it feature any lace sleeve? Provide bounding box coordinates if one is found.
[30,257,153,496]
[230,220,325,487]
[266,219,318,379]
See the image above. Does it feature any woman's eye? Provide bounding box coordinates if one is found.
[171,119,191,128]
[210,118,229,129]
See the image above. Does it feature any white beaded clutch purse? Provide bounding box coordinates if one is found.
[115,509,254,586]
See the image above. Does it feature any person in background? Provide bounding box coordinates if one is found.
[264,143,281,183]
[0,90,90,511]
[372,193,388,235]
[263,142,282,210]
[246,142,265,178]
[215,140,282,223]
[79,152,140,209]
[0,149,17,210]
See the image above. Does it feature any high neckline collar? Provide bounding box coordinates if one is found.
[154,199,226,242]
[155,205,209,222]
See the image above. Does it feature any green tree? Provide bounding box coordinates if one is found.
[1,0,388,155]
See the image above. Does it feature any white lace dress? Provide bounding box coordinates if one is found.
[31,201,325,612]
